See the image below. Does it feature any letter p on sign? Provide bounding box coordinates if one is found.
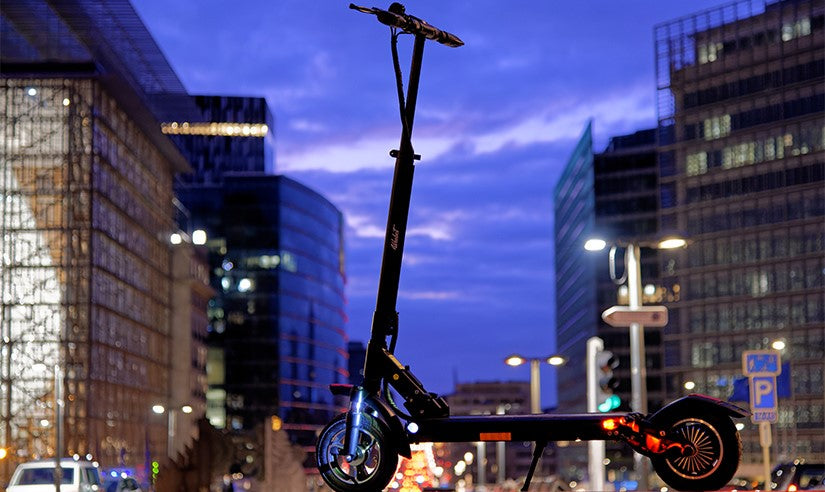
[752,377,776,408]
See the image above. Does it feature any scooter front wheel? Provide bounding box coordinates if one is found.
[316,413,398,492]
[650,411,741,491]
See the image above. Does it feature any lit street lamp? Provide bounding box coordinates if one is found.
[504,354,567,414]
[584,235,686,492]
[152,404,193,459]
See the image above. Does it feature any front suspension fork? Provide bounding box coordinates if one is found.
[341,386,369,461]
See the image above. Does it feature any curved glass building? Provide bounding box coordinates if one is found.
[167,95,347,467]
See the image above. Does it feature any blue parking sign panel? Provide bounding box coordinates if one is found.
[750,376,778,423]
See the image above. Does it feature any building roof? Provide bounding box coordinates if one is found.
[1,0,198,173]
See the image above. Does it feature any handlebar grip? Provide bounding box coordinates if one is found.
[350,3,464,48]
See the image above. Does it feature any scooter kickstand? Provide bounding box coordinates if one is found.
[521,440,547,491]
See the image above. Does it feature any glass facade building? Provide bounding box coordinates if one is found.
[169,95,347,467]
[554,122,598,418]
[0,0,195,483]
[161,95,276,184]
[655,0,824,469]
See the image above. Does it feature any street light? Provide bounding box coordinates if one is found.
[152,403,193,459]
[584,234,686,492]
[504,354,567,414]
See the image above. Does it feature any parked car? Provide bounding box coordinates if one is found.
[7,458,102,492]
[102,475,143,492]
[772,461,825,491]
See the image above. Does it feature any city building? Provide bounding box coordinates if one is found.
[654,0,824,472]
[554,123,598,419]
[0,0,203,484]
[164,95,348,471]
[553,124,664,482]
[168,244,213,459]
[347,340,367,386]
[592,127,667,415]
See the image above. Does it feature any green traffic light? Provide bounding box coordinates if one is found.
[598,394,621,412]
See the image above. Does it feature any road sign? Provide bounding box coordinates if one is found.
[749,376,778,423]
[742,351,782,424]
[742,350,781,376]
[601,305,668,327]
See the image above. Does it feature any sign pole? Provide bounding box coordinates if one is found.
[760,422,772,486]
[742,350,782,486]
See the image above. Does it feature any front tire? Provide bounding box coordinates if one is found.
[316,413,398,492]
[650,411,741,491]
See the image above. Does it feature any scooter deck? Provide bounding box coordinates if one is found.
[408,412,626,443]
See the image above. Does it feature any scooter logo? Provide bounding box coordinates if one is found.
[390,224,400,250]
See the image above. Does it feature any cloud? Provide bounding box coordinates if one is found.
[134,0,732,403]
[399,290,462,301]
[346,213,385,238]
[278,81,654,175]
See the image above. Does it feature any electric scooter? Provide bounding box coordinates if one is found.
[316,4,749,491]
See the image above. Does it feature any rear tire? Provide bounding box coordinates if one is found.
[316,413,398,492]
[650,410,741,491]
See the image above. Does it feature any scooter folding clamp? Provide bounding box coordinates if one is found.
[389,148,421,160]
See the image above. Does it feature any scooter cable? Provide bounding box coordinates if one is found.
[390,29,414,147]
[383,379,416,421]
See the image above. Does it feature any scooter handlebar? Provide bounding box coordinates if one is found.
[350,3,464,47]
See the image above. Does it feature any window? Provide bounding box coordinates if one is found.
[699,42,723,64]
[782,17,811,41]
[691,341,717,367]
[704,114,731,141]
[686,152,707,176]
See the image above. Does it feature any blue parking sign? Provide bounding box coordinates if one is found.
[750,376,778,423]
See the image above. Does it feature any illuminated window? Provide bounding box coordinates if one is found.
[782,17,811,41]
[686,152,708,176]
[160,122,269,137]
[703,114,731,141]
[698,42,723,64]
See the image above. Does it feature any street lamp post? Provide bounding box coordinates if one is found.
[585,235,686,492]
[504,354,566,414]
[625,244,647,421]
[152,404,193,459]
[503,354,565,486]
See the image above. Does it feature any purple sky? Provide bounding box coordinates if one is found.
[133,0,724,407]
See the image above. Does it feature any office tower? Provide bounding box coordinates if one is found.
[166,95,347,471]
[655,0,824,470]
[0,0,202,483]
[554,123,598,417]
[554,124,663,481]
[593,128,666,414]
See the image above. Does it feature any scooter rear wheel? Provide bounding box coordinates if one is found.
[650,411,741,491]
[316,413,398,492]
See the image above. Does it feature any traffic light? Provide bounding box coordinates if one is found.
[596,350,620,412]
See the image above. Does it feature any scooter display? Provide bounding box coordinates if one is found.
[316,4,749,491]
